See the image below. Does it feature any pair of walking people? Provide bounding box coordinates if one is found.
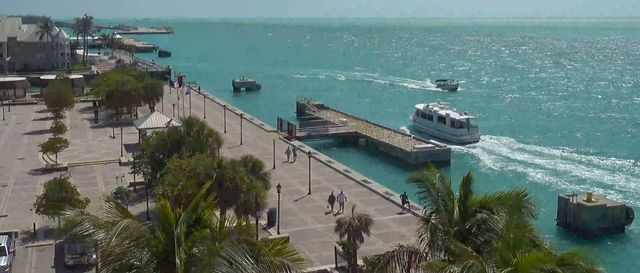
[284,145,298,163]
[327,190,347,213]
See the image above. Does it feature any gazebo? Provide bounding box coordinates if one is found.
[133,111,182,141]
[0,77,30,100]
[40,75,87,96]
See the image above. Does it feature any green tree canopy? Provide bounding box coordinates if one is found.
[133,116,223,187]
[65,184,308,273]
[90,68,165,118]
[140,78,164,112]
[34,175,89,222]
[365,164,603,273]
[44,78,75,118]
[39,137,69,163]
[50,119,68,137]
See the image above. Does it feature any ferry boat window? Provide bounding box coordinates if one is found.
[437,116,446,124]
[468,118,478,127]
[427,114,433,121]
[420,112,426,119]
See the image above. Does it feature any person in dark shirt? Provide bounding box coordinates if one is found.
[327,191,336,212]
[400,192,410,213]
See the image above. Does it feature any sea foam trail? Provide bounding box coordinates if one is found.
[292,70,445,91]
[453,135,640,206]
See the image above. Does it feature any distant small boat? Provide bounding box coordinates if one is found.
[232,77,262,92]
[435,79,459,91]
[158,49,171,58]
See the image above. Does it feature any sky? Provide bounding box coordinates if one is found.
[1,0,639,19]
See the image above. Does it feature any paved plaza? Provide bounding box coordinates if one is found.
[0,85,420,272]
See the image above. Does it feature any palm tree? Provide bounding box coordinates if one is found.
[36,16,57,70]
[66,184,309,273]
[335,205,374,273]
[366,164,602,273]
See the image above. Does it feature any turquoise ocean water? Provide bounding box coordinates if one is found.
[105,18,639,271]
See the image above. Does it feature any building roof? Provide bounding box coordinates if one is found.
[415,102,476,120]
[0,16,68,43]
[0,77,30,89]
[40,75,86,87]
[133,111,181,130]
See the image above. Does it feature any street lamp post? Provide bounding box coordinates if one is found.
[1,101,4,121]
[240,113,244,145]
[202,87,206,120]
[120,127,123,157]
[161,94,164,112]
[172,104,176,117]
[145,180,150,220]
[308,151,312,195]
[272,139,276,169]
[223,105,227,133]
[132,152,137,192]
[255,194,259,240]
[276,183,281,235]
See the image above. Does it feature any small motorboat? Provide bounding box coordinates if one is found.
[232,77,262,92]
[435,79,459,91]
[158,49,171,58]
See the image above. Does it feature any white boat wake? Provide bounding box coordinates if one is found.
[292,70,445,91]
[453,135,640,206]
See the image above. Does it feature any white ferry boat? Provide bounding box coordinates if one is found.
[410,101,480,144]
[435,79,459,91]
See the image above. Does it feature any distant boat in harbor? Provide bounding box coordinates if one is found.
[435,79,459,91]
[232,77,262,92]
[410,101,480,144]
[158,49,171,58]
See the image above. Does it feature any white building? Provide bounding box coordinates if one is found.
[0,15,71,72]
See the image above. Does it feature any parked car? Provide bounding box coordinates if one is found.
[0,231,17,273]
[64,242,96,267]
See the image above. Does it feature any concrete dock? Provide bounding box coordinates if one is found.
[293,98,451,165]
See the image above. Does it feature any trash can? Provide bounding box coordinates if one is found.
[267,207,277,228]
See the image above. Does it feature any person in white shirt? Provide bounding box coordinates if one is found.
[337,191,347,213]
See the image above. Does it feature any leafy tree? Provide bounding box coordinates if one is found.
[34,175,89,226]
[90,69,142,119]
[133,116,223,187]
[366,164,603,273]
[50,119,68,137]
[335,205,374,273]
[44,78,75,118]
[140,78,164,112]
[39,137,69,163]
[157,154,218,210]
[65,184,308,273]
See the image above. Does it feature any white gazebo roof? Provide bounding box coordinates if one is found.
[133,111,181,130]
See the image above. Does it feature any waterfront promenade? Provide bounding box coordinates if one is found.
[0,85,420,271]
[162,86,420,267]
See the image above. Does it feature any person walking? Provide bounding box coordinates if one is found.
[292,146,298,162]
[337,190,347,213]
[400,192,410,213]
[284,146,291,162]
[327,191,336,212]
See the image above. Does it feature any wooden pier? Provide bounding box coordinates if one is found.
[289,98,451,165]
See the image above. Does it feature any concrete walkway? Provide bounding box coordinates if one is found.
[0,86,420,270]
[160,87,419,267]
